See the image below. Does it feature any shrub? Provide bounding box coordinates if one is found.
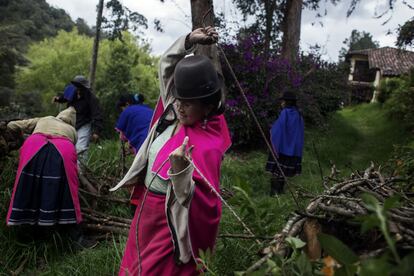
[387,144,414,188]
[377,77,406,103]
[384,68,414,130]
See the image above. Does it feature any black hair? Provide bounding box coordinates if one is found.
[284,99,297,107]
[116,93,145,110]
[199,90,225,116]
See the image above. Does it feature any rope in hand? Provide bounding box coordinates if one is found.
[201,8,302,210]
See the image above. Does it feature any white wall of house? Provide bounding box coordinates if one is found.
[370,70,382,103]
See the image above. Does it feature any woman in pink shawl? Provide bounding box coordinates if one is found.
[110,26,231,275]
[5,107,84,235]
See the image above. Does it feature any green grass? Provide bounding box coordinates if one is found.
[212,103,411,274]
[0,103,410,275]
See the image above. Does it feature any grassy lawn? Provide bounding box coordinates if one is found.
[0,103,409,275]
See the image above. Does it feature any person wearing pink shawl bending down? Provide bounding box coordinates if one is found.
[110,26,231,275]
[5,107,96,248]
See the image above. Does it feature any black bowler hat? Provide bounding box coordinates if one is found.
[71,75,91,90]
[173,55,223,100]
[279,91,297,101]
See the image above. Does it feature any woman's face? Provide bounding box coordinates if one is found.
[174,99,211,126]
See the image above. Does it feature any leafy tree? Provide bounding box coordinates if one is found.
[339,30,380,60]
[0,0,78,105]
[232,0,411,64]
[89,0,151,90]
[15,30,159,133]
[95,32,159,136]
[103,0,148,40]
[15,29,99,114]
[76,18,94,37]
[232,0,284,57]
[96,37,134,135]
[396,17,414,48]
[0,0,74,42]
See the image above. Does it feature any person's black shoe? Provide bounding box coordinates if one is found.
[270,177,285,196]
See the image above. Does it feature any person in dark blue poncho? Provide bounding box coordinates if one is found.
[115,94,154,154]
[266,91,304,195]
[116,94,153,213]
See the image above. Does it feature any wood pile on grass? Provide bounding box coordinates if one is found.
[78,165,235,238]
[246,163,414,272]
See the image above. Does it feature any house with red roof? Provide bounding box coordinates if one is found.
[346,47,414,102]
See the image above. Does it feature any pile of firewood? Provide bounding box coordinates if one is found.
[78,165,237,239]
[246,163,413,273]
[76,164,131,237]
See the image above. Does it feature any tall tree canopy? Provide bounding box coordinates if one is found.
[15,30,159,127]
[396,18,414,48]
[232,0,413,63]
[339,30,380,60]
[0,0,92,103]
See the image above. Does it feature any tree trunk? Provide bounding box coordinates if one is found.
[281,0,303,63]
[89,0,104,91]
[190,0,225,97]
[264,0,276,61]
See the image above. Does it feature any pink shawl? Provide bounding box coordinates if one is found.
[151,98,231,260]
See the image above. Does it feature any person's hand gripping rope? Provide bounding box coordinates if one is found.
[169,136,194,174]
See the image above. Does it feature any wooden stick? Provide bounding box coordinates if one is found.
[357,186,385,202]
[82,213,130,228]
[79,188,130,204]
[389,213,414,224]
[81,208,132,224]
[79,174,98,194]
[244,252,274,274]
[218,234,273,240]
[318,203,355,217]
[83,223,129,236]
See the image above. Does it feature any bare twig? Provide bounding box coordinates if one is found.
[79,188,130,204]
[219,234,273,240]
[82,208,132,224]
[83,223,129,236]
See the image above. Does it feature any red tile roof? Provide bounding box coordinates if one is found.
[347,47,414,76]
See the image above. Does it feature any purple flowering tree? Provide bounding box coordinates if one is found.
[220,33,349,147]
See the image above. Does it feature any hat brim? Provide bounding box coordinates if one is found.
[172,74,224,100]
[71,81,91,90]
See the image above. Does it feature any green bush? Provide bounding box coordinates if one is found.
[377,77,406,103]
[388,143,414,189]
[384,69,414,130]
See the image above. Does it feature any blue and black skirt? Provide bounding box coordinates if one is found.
[265,152,302,178]
[8,142,77,226]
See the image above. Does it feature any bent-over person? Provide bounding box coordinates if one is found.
[6,107,82,227]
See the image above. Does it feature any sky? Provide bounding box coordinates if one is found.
[45,0,413,61]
